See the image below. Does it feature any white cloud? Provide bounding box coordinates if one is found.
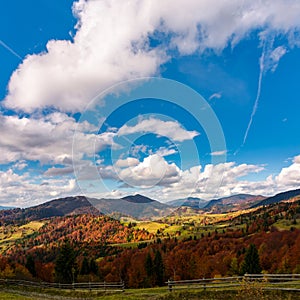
[13,161,28,170]
[2,153,300,206]
[118,154,181,188]
[0,169,77,207]
[0,113,113,165]
[115,157,140,168]
[4,1,165,113]
[4,0,300,113]
[159,155,300,201]
[293,155,300,164]
[157,161,266,200]
[118,117,199,142]
[275,160,300,190]
[156,147,177,157]
[129,144,149,158]
[1,1,300,206]
[269,46,287,72]
[44,166,74,176]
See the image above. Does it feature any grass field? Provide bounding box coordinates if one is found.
[0,221,44,253]
[273,218,300,230]
[0,286,299,300]
[134,221,169,234]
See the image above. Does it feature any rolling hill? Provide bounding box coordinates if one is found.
[252,188,300,208]
[167,194,265,213]
[167,197,208,209]
[203,194,266,213]
[89,194,173,220]
[0,196,98,224]
[1,189,300,225]
[0,194,174,223]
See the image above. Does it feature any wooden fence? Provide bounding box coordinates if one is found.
[167,274,300,292]
[0,278,124,292]
[1,274,300,293]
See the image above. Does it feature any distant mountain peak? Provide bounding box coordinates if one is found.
[121,194,155,203]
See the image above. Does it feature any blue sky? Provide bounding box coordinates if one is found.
[1,0,300,207]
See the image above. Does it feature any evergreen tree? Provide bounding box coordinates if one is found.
[80,257,90,275]
[55,241,78,283]
[144,252,153,287]
[241,244,262,274]
[25,255,36,277]
[145,252,153,277]
[89,258,98,275]
[153,250,164,286]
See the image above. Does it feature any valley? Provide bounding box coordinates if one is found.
[0,189,299,288]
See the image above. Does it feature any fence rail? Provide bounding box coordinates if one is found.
[166,274,300,292]
[1,274,300,293]
[0,278,124,292]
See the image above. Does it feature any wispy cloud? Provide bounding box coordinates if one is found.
[0,40,22,60]
[209,92,222,101]
[211,150,227,156]
[239,32,289,150]
[241,40,266,148]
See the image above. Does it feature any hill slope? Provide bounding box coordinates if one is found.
[252,188,300,208]
[0,196,98,224]
[0,194,174,223]
[203,194,266,213]
[89,195,173,220]
[167,197,208,209]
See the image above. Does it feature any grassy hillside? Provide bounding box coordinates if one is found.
[0,221,44,252]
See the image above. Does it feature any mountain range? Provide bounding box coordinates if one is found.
[166,194,266,213]
[1,189,300,223]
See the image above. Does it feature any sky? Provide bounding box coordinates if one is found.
[1,0,300,207]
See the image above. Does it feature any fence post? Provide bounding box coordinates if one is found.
[104,281,106,292]
[203,277,206,291]
[244,273,248,283]
[122,280,125,292]
[168,279,172,292]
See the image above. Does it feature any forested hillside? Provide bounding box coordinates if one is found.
[0,199,299,285]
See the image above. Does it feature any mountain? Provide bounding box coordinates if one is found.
[252,188,300,208]
[89,195,172,220]
[0,194,175,223]
[0,196,99,224]
[203,194,266,213]
[121,194,155,203]
[3,189,299,224]
[167,197,208,209]
[167,194,266,213]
